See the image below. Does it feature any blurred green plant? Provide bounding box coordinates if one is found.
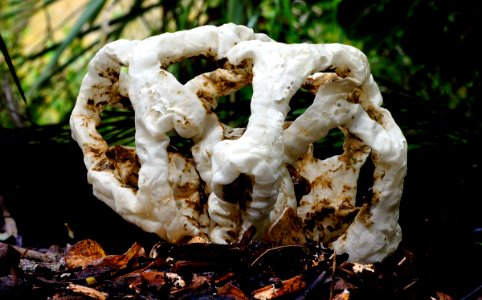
[0,0,345,145]
[1,0,479,150]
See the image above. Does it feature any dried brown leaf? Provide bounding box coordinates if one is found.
[333,277,357,291]
[189,273,211,290]
[218,282,249,300]
[141,270,167,288]
[265,207,306,246]
[333,289,350,300]
[95,242,144,269]
[64,239,106,270]
[435,291,455,300]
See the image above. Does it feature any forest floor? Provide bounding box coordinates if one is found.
[0,127,481,299]
[0,230,474,300]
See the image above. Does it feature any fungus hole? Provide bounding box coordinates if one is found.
[286,87,315,121]
[354,158,375,207]
[167,131,194,158]
[312,129,345,159]
[166,55,218,84]
[216,85,253,128]
[98,107,136,147]
[222,174,253,210]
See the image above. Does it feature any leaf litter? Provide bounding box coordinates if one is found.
[0,229,456,300]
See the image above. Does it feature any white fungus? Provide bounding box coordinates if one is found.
[70,23,407,263]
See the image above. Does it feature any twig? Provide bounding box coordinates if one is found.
[250,245,304,268]
[69,283,108,300]
[295,271,327,300]
[329,251,337,300]
[8,244,58,262]
[460,283,482,300]
[252,275,307,299]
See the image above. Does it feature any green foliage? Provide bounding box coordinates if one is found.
[338,0,478,107]
[0,0,479,149]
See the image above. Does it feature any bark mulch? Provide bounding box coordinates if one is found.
[0,231,461,300]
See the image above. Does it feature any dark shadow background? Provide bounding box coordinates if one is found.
[0,133,160,254]
[337,0,482,297]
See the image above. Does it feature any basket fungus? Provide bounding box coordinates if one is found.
[70,23,407,263]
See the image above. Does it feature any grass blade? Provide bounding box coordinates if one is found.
[26,0,105,102]
[0,33,27,103]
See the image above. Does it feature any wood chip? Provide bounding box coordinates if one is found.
[252,275,307,299]
[68,283,108,300]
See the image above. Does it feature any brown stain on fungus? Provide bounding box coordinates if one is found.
[105,145,140,187]
[338,135,370,170]
[341,196,353,205]
[196,90,216,110]
[336,67,351,78]
[301,73,338,94]
[213,74,238,91]
[86,98,110,114]
[370,190,381,205]
[314,175,333,190]
[282,121,292,130]
[316,206,336,220]
[346,87,362,104]
[340,198,354,210]
[98,68,120,82]
[96,101,108,108]
[342,184,352,193]
[356,204,374,228]
[302,77,316,92]
[366,104,384,125]
[89,133,105,143]
[84,145,105,159]
[105,145,135,163]
[298,127,312,138]
[302,201,361,243]
[374,169,385,181]
[93,157,115,172]
[173,182,199,198]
